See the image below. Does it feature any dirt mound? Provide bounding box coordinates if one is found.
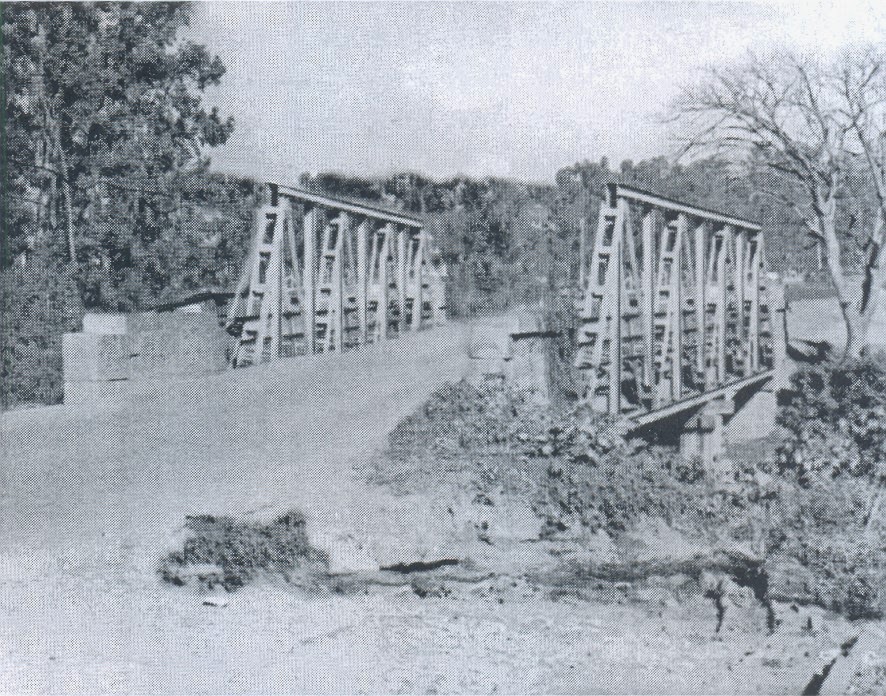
[159,510,330,591]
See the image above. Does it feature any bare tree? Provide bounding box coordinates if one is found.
[674,48,886,359]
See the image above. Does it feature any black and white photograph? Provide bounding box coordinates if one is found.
[2,1,886,693]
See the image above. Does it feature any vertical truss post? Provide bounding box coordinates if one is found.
[397,227,407,334]
[228,202,308,366]
[357,219,369,345]
[641,208,655,394]
[411,229,425,332]
[228,225,259,332]
[609,198,626,415]
[694,222,707,382]
[303,206,318,355]
[579,217,588,291]
[575,184,623,412]
[379,223,392,341]
[254,209,279,362]
[717,226,730,384]
[749,233,761,372]
[734,228,747,375]
[333,213,348,352]
[672,213,687,400]
[273,210,285,359]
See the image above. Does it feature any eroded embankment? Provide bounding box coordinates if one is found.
[158,375,885,694]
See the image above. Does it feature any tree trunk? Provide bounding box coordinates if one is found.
[54,125,76,262]
[846,311,873,359]
[847,208,886,359]
[816,203,860,360]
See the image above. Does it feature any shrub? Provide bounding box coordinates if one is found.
[767,355,886,618]
[386,381,520,460]
[770,533,886,620]
[159,511,329,591]
[0,256,83,409]
[387,380,695,537]
[777,354,886,486]
[533,446,710,536]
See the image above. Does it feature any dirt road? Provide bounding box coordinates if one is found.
[0,317,857,694]
[1,322,473,558]
[0,322,477,692]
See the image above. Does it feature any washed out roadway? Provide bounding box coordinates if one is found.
[0,315,854,694]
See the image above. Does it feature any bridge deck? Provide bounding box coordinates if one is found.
[628,369,774,428]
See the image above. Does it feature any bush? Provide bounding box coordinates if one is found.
[777,354,886,486]
[769,533,886,620]
[0,256,83,409]
[386,382,521,460]
[159,511,329,591]
[765,356,886,618]
[385,371,886,620]
[387,380,697,536]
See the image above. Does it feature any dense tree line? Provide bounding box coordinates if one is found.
[309,156,819,319]
[1,3,251,407]
[0,2,848,408]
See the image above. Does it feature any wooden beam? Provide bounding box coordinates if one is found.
[716,227,729,384]
[275,184,423,228]
[749,234,761,372]
[357,219,370,345]
[274,209,284,359]
[227,218,260,328]
[397,227,407,334]
[379,224,391,340]
[333,212,348,352]
[256,210,279,362]
[734,228,747,375]
[411,229,425,332]
[609,199,626,415]
[579,217,588,290]
[630,370,774,427]
[672,213,687,400]
[611,184,762,231]
[694,222,706,380]
[303,207,318,354]
[641,209,655,392]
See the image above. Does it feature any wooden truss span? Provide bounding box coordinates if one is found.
[576,183,774,416]
[226,184,445,366]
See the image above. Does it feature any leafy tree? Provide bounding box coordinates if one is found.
[2,2,234,307]
[1,2,239,406]
[0,252,82,408]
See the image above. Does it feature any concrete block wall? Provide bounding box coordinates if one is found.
[466,308,552,401]
[126,313,229,379]
[63,312,230,405]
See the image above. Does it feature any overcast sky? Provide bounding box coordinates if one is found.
[187,1,886,184]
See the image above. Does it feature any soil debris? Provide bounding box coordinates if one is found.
[159,510,329,592]
[381,558,460,574]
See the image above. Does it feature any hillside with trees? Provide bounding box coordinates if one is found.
[0,3,869,408]
[1,2,246,407]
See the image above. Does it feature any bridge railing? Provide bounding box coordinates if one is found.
[226,184,446,366]
[576,183,774,417]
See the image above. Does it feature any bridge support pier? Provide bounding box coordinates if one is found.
[679,397,734,467]
[728,387,777,445]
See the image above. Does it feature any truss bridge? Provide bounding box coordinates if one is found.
[577,183,776,432]
[226,184,445,366]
